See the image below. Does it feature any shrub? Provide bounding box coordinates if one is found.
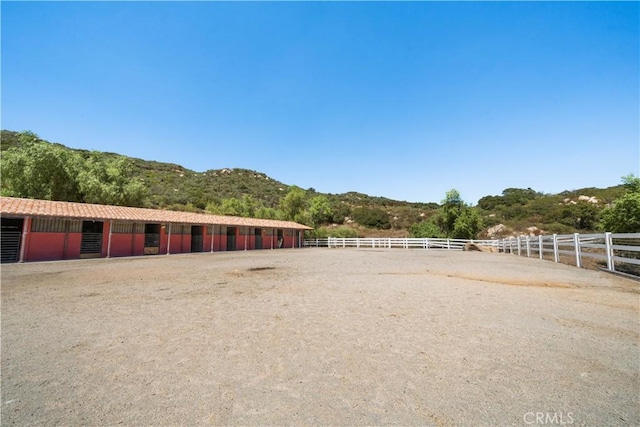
[352,207,391,229]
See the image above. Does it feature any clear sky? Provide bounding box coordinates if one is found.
[2,1,638,204]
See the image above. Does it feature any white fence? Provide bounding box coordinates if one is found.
[304,233,640,276]
[498,232,640,274]
[304,237,499,250]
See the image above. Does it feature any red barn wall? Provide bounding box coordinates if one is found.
[27,233,66,261]
[109,234,134,258]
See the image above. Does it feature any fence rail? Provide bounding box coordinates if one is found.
[304,237,499,251]
[497,232,640,274]
[304,233,640,276]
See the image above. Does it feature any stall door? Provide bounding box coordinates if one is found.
[255,228,262,249]
[144,223,161,255]
[226,227,236,251]
[1,218,23,263]
[80,221,103,258]
[191,226,203,252]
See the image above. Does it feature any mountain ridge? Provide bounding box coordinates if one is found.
[0,129,625,236]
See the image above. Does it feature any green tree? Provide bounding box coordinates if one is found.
[409,189,482,239]
[255,206,281,219]
[308,195,333,227]
[452,208,483,239]
[435,189,464,236]
[1,132,82,201]
[409,219,444,238]
[206,195,261,217]
[1,132,146,207]
[599,174,640,233]
[279,186,307,221]
[76,153,146,207]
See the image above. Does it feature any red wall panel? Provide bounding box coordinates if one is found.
[66,233,82,259]
[27,233,66,261]
[133,234,145,256]
[109,234,134,258]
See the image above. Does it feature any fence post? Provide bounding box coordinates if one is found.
[525,236,530,257]
[539,235,544,260]
[605,232,614,271]
[447,239,451,250]
[553,234,559,263]
[573,233,581,268]
[517,237,521,256]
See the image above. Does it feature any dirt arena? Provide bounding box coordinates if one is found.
[2,249,638,426]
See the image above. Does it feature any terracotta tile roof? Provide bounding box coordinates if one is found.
[0,197,313,230]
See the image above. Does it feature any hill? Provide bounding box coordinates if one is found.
[0,130,625,237]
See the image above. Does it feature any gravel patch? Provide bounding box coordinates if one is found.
[2,249,638,426]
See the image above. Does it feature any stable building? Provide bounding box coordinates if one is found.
[0,197,312,263]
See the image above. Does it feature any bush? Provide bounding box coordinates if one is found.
[309,226,360,238]
[409,220,444,238]
[352,207,391,229]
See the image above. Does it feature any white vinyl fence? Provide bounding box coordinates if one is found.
[498,232,640,274]
[304,237,498,250]
[304,233,640,276]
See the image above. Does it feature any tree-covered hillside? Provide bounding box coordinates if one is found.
[1,130,634,237]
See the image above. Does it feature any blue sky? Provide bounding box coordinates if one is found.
[2,2,638,204]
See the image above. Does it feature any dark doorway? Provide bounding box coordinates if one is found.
[277,229,284,248]
[191,226,203,252]
[144,223,161,255]
[1,218,23,263]
[227,227,237,251]
[255,228,262,250]
[81,221,103,258]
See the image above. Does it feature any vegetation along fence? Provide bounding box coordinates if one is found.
[304,233,640,276]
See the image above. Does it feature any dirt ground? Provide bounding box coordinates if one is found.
[1,249,639,426]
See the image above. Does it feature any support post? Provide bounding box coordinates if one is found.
[573,233,581,268]
[19,216,29,263]
[538,235,543,260]
[244,230,248,251]
[167,223,172,255]
[605,232,614,271]
[211,226,215,253]
[525,236,530,257]
[553,234,559,263]
[107,220,113,258]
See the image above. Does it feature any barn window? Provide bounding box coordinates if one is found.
[32,218,82,233]
[111,222,134,234]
